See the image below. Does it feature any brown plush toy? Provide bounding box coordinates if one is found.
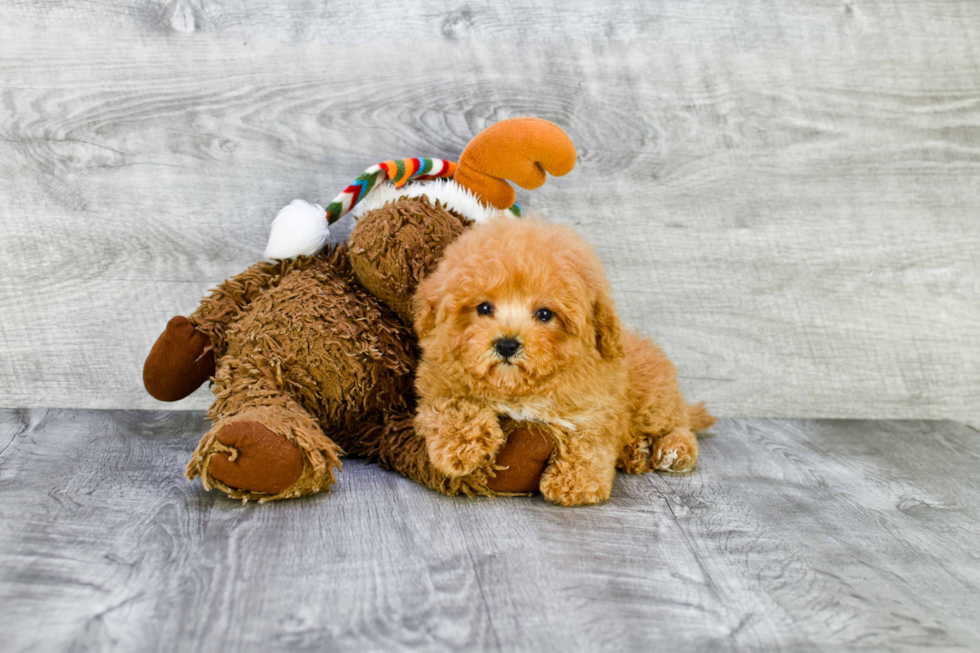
[143,118,575,501]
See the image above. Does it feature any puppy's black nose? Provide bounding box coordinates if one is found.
[494,338,521,359]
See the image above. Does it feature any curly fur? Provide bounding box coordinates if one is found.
[412,218,715,506]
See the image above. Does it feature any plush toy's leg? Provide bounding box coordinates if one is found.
[187,403,341,502]
[203,417,304,494]
[355,409,553,497]
[186,369,342,502]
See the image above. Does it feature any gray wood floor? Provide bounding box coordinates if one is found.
[0,410,977,652]
[2,0,979,423]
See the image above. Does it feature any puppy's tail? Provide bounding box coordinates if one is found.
[687,402,716,433]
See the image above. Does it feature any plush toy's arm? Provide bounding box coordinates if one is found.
[364,406,554,496]
[486,423,555,493]
[189,256,322,352]
[143,315,216,402]
[144,255,327,402]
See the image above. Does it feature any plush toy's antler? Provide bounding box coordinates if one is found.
[453,117,577,210]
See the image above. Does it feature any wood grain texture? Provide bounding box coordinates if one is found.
[0,409,978,651]
[0,1,978,420]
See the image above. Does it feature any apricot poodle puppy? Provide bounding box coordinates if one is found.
[412,218,715,506]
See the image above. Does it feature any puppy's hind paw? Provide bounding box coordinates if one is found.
[653,428,698,473]
[539,464,612,506]
[657,448,679,470]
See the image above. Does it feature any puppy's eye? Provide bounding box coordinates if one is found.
[534,308,554,323]
[477,302,494,316]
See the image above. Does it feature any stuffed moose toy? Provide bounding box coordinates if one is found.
[144,118,576,502]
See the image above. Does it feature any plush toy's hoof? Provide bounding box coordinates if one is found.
[143,316,215,401]
[487,425,554,493]
[209,420,305,494]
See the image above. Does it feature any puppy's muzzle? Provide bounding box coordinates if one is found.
[494,337,521,360]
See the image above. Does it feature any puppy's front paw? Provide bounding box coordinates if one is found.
[426,419,505,478]
[539,463,612,506]
[653,428,698,473]
[428,438,489,477]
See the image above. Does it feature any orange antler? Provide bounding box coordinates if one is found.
[453,117,576,209]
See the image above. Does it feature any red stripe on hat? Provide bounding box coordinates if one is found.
[346,183,363,205]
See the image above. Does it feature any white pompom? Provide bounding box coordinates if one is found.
[263,199,330,259]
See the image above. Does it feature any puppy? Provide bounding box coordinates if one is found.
[412,218,715,506]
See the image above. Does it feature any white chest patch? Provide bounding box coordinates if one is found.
[496,404,577,432]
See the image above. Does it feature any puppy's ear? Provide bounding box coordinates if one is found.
[412,272,442,340]
[592,291,624,361]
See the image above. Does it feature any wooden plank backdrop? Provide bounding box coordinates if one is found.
[0,1,978,421]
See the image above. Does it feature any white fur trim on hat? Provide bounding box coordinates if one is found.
[350,178,510,224]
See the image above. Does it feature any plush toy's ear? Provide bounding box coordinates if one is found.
[454,117,576,209]
[592,291,624,361]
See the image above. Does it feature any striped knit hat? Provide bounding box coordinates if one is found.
[263,118,575,260]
